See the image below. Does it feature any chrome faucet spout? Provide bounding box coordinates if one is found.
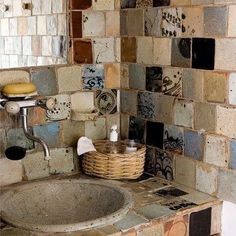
[21,108,51,160]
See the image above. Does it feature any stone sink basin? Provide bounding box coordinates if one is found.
[0,179,133,233]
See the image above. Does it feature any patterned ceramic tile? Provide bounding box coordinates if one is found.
[145,146,157,175]
[82,64,104,90]
[146,66,163,92]
[129,116,145,143]
[162,67,183,96]
[95,89,117,115]
[137,91,155,120]
[155,149,174,181]
[121,0,137,8]
[161,8,182,37]
[145,8,162,36]
[154,186,187,198]
[162,198,197,211]
[46,94,71,121]
[93,38,115,63]
[164,124,184,154]
[171,38,191,68]
[146,121,164,149]
[136,0,153,7]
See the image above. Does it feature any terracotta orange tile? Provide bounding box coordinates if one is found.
[121,37,137,63]
[28,107,46,126]
[71,11,82,38]
[73,40,93,64]
[105,63,120,88]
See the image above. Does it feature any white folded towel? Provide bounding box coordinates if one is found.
[77,137,96,156]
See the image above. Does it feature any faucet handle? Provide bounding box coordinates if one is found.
[5,102,20,114]
[46,98,56,110]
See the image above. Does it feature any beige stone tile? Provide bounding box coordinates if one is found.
[216,105,236,139]
[92,0,115,10]
[204,134,229,167]
[105,63,121,88]
[106,11,120,36]
[137,37,153,64]
[0,158,23,186]
[175,155,196,188]
[85,118,107,140]
[71,91,95,112]
[194,102,217,132]
[115,37,121,62]
[57,65,82,93]
[211,204,222,235]
[137,223,163,236]
[204,71,227,103]
[153,38,172,66]
[228,5,236,37]
[196,162,218,195]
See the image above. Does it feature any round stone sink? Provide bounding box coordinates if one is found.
[0,179,133,233]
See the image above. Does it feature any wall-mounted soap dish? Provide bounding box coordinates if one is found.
[71,108,99,121]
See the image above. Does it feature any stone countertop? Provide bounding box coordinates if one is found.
[0,173,222,236]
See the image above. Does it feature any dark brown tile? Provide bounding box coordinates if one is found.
[70,0,92,10]
[71,11,82,38]
[121,37,137,62]
[73,40,93,64]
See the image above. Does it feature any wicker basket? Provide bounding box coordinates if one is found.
[82,140,146,180]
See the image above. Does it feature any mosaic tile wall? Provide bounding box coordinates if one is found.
[0,0,121,186]
[120,0,236,204]
[0,0,67,68]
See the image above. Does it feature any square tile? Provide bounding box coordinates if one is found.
[204,134,228,167]
[128,116,145,143]
[189,208,211,236]
[70,0,92,9]
[45,94,71,121]
[129,63,145,90]
[211,204,222,235]
[73,39,93,64]
[192,38,215,70]
[106,11,120,37]
[127,9,144,36]
[228,5,236,37]
[145,146,157,175]
[144,8,162,36]
[137,37,153,64]
[164,124,184,154]
[83,11,105,37]
[120,10,128,36]
[204,6,227,36]
[82,64,104,90]
[153,38,172,65]
[137,91,155,120]
[121,90,137,115]
[162,67,183,97]
[171,38,191,68]
[93,38,115,63]
[96,89,117,115]
[121,0,136,8]
[146,121,164,148]
[230,139,236,169]
[229,73,236,105]
[85,118,106,140]
[162,198,196,211]
[105,63,120,89]
[173,99,194,128]
[196,162,218,195]
[121,37,137,63]
[71,91,95,112]
[92,0,115,10]
[146,66,163,92]
[30,67,58,96]
[137,203,173,220]
[184,129,204,160]
[71,11,82,38]
[136,0,153,8]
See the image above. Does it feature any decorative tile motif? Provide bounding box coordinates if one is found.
[82,64,104,90]
[155,150,174,180]
[129,116,145,143]
[95,89,117,115]
[146,66,163,92]
[145,8,162,36]
[161,8,182,37]
[171,38,191,68]
[162,199,196,211]
[162,67,183,96]
[184,129,204,161]
[136,0,153,8]
[146,121,164,148]
[46,94,71,121]
[164,124,184,154]
[153,186,187,198]
[192,38,215,70]
[189,208,211,236]
[137,92,155,120]
[121,0,137,9]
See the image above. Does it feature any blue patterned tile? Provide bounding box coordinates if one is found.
[82,64,104,90]
[184,130,204,160]
[164,124,184,154]
[230,139,236,169]
[95,89,117,115]
[30,67,58,96]
[33,122,60,148]
[137,91,155,120]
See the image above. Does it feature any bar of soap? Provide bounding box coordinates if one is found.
[2,82,36,95]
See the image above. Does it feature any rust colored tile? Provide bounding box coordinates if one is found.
[121,37,137,63]
[73,40,93,64]
[71,11,82,38]
[70,0,92,10]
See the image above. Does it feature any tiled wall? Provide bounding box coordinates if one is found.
[120,0,236,204]
[0,0,121,186]
[0,0,67,68]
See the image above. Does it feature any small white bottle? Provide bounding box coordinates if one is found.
[110,124,118,142]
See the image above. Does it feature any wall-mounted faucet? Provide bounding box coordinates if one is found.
[0,91,55,160]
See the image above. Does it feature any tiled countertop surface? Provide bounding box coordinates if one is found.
[0,173,221,236]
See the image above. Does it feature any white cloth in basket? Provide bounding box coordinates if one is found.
[77,137,96,156]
